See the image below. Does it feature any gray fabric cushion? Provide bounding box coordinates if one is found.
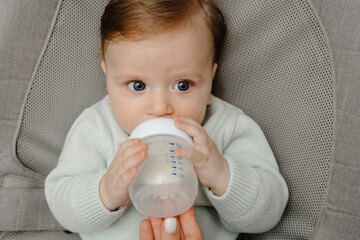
[16,0,108,176]
[212,1,334,239]
[309,0,360,239]
[0,231,80,240]
[0,0,62,231]
[1,0,359,239]
[16,0,335,238]
[13,0,335,237]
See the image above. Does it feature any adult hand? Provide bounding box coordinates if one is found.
[139,207,203,240]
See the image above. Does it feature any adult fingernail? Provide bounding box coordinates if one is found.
[165,218,177,234]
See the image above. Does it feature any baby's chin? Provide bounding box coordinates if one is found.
[119,123,137,136]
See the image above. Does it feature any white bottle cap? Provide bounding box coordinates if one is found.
[129,118,194,147]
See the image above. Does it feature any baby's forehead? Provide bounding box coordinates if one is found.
[104,23,215,59]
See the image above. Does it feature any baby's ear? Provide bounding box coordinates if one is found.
[212,63,218,79]
[101,60,106,74]
[207,95,213,106]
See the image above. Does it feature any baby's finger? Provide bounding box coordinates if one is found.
[118,138,141,153]
[174,116,200,126]
[119,167,138,187]
[109,139,141,168]
[112,151,144,174]
[115,150,147,178]
[174,147,206,167]
[120,141,147,161]
[174,117,207,145]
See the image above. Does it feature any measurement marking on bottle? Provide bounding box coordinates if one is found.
[167,142,187,178]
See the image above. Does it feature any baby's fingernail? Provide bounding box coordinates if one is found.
[165,218,177,234]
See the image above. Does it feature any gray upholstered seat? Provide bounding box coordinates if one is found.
[0,0,359,239]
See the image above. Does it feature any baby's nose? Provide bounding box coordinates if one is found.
[148,92,174,117]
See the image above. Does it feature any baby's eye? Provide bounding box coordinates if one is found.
[128,81,146,91]
[174,80,191,91]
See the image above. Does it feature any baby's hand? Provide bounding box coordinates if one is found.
[99,138,147,211]
[173,116,230,196]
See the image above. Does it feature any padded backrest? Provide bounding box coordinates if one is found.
[15,0,334,239]
[1,0,359,239]
[16,0,108,176]
[213,1,333,239]
[308,0,360,239]
[0,0,63,232]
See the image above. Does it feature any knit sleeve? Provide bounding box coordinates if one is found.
[204,113,289,233]
[44,108,127,233]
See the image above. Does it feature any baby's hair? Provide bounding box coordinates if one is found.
[100,0,226,62]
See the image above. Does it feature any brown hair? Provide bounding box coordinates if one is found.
[100,0,226,62]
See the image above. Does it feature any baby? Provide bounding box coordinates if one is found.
[45,0,288,239]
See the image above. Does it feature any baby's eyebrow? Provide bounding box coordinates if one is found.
[172,71,203,80]
[113,74,145,81]
[112,70,205,83]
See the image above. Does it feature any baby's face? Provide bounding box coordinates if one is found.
[102,24,217,134]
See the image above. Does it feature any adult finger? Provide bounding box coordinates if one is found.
[149,217,163,240]
[179,207,203,240]
[140,219,155,240]
[160,217,182,240]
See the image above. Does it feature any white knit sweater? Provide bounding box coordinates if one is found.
[45,95,288,240]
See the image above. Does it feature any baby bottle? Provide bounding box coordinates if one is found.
[128,118,198,218]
